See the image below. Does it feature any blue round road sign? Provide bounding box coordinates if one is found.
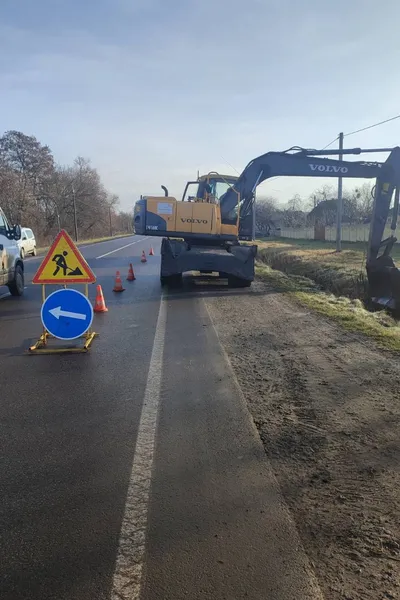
[41,288,94,340]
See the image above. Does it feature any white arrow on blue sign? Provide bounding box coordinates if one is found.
[41,288,94,340]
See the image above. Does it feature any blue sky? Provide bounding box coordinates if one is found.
[1,0,400,210]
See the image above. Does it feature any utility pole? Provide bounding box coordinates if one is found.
[251,192,256,240]
[109,205,113,237]
[72,185,78,242]
[56,208,61,231]
[51,199,61,231]
[336,132,344,252]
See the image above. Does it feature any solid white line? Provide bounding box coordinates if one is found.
[78,236,134,250]
[96,238,145,259]
[111,296,166,600]
[23,237,136,261]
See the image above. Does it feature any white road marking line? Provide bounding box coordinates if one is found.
[78,237,134,250]
[23,236,138,261]
[96,238,145,259]
[111,296,166,600]
[79,237,134,250]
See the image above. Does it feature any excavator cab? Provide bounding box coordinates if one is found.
[181,173,254,240]
[182,173,237,204]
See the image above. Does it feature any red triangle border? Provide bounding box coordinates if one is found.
[32,229,96,284]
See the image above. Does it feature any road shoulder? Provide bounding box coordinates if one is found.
[143,293,323,600]
[206,280,400,599]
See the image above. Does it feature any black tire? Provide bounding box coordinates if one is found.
[8,264,24,296]
[228,276,251,288]
[160,274,182,288]
[32,246,37,256]
[20,247,25,259]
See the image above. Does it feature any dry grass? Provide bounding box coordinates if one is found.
[256,237,400,302]
[256,263,400,351]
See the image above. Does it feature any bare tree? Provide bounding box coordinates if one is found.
[255,196,279,235]
[286,193,304,212]
[0,129,132,244]
[308,184,335,209]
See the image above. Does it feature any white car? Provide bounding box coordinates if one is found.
[18,227,37,258]
[0,208,24,296]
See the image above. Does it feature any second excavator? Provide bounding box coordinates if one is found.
[134,145,400,308]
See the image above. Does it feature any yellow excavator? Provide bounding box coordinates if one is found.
[134,172,257,287]
[134,145,400,308]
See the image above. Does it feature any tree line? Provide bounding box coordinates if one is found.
[0,130,133,245]
[255,182,376,235]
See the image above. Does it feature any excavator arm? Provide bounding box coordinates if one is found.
[219,146,400,265]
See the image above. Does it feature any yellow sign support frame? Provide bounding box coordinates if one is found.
[28,283,98,355]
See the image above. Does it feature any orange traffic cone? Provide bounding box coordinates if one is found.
[127,263,136,281]
[94,284,108,312]
[149,247,154,256]
[113,270,125,292]
[141,250,147,263]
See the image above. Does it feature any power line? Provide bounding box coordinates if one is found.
[321,113,400,152]
[344,113,400,138]
[322,136,339,150]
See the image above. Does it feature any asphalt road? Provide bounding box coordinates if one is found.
[0,235,323,600]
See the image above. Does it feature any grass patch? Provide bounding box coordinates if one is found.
[256,263,400,351]
[255,238,389,302]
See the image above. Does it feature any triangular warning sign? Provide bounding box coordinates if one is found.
[32,229,96,284]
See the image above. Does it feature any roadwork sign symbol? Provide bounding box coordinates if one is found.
[32,230,96,284]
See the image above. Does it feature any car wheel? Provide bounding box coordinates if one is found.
[227,276,251,288]
[160,274,182,288]
[20,247,25,259]
[32,246,37,256]
[8,264,24,297]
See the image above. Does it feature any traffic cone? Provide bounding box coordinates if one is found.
[141,250,147,263]
[149,247,154,256]
[94,284,108,312]
[127,263,136,281]
[113,270,125,292]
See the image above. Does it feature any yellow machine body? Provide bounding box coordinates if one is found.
[134,173,241,241]
[144,196,222,236]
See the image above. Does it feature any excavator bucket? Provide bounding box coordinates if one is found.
[366,255,400,310]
